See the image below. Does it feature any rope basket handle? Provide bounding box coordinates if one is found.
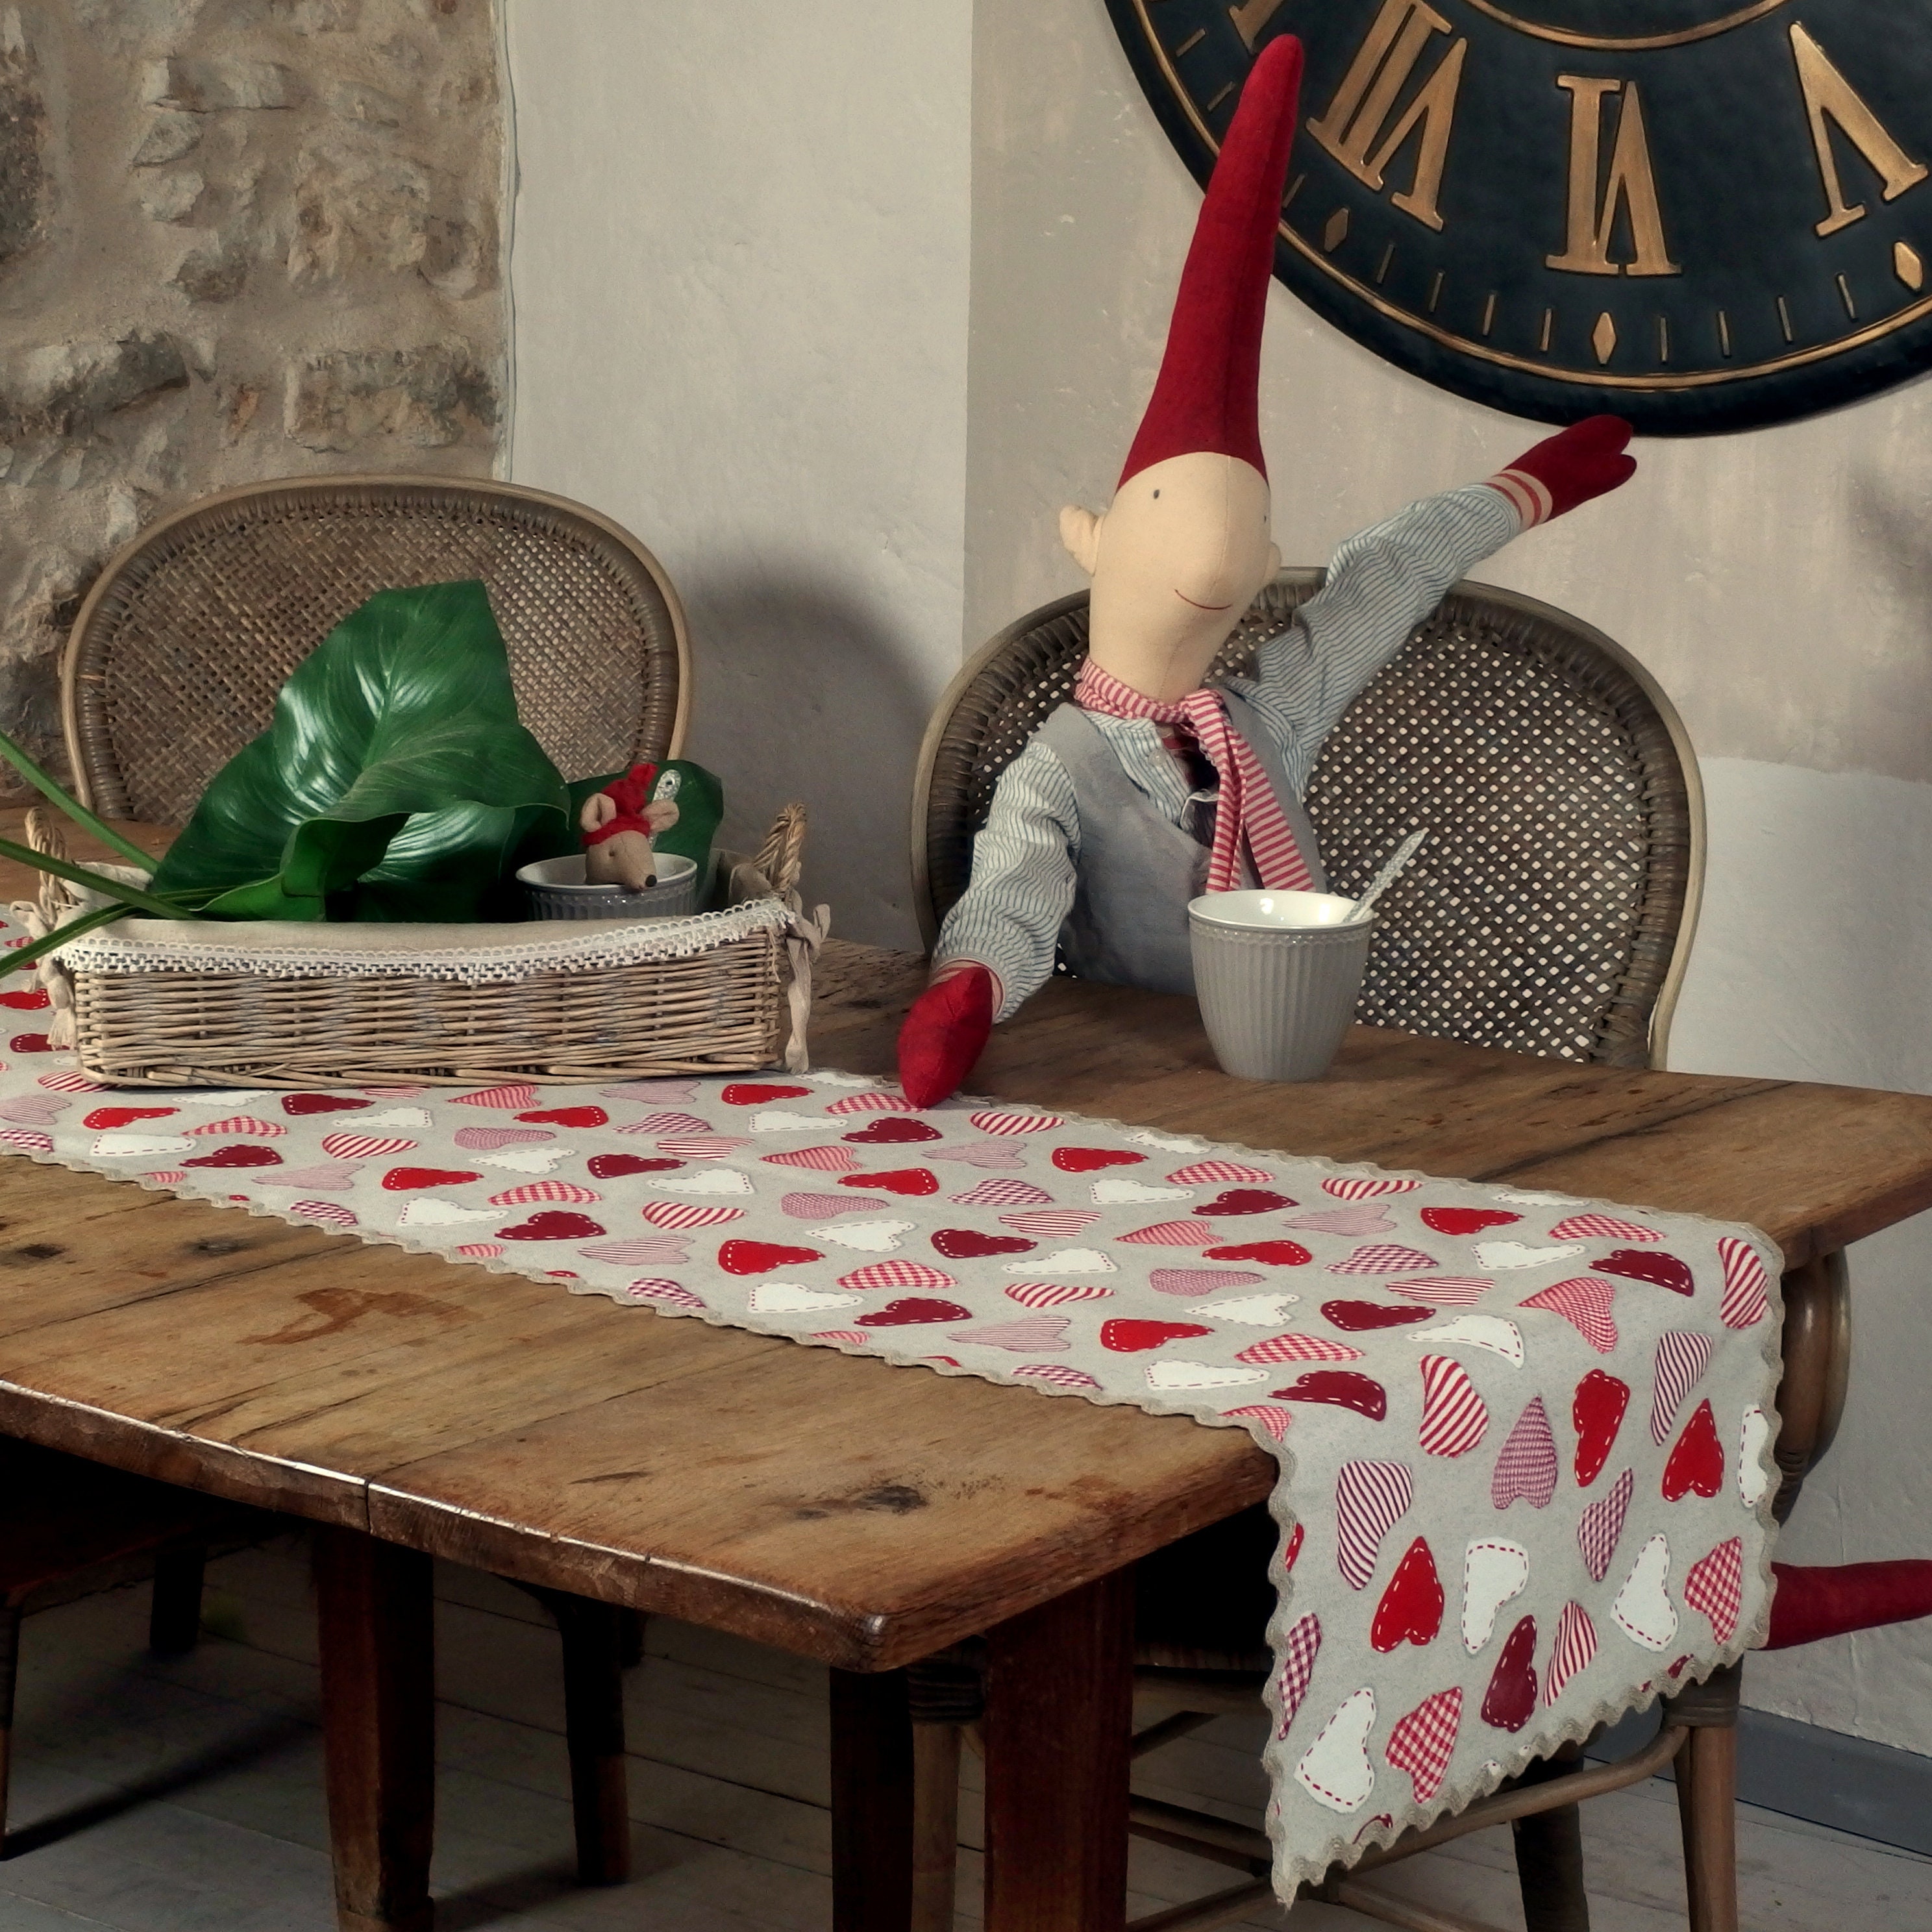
[754,802,808,905]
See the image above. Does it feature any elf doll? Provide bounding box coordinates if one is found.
[897,34,1635,1108]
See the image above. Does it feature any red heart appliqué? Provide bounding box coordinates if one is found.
[838,1169,939,1196]
[1100,1318,1213,1353]
[8,1034,52,1052]
[1420,1207,1521,1235]
[930,1228,1035,1259]
[1197,1188,1295,1215]
[1203,1240,1313,1266]
[517,1106,608,1128]
[1481,1615,1539,1731]
[720,1083,813,1105]
[856,1296,974,1326]
[84,1106,178,1129]
[1321,1299,1434,1331]
[499,1211,606,1241]
[843,1117,943,1144]
[0,987,49,1009]
[382,1167,483,1191]
[1270,1370,1387,1419]
[282,1093,370,1115]
[1572,1369,1631,1487]
[1662,1398,1724,1500]
[1052,1147,1143,1172]
[1592,1248,1694,1295]
[1370,1537,1444,1652]
[718,1239,824,1274]
[182,1145,282,1169]
[586,1153,684,1178]
[1283,1521,1306,1570]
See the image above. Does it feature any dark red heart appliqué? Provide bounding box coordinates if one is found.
[517,1106,608,1128]
[182,1144,282,1169]
[1370,1537,1444,1652]
[719,1239,824,1274]
[1592,1248,1694,1295]
[1481,1615,1539,1731]
[856,1297,974,1326]
[1052,1147,1143,1172]
[839,1169,939,1196]
[1204,1240,1313,1265]
[499,1211,605,1241]
[1322,1299,1433,1331]
[1572,1369,1630,1487]
[586,1153,683,1178]
[1270,1370,1387,1419]
[1662,1398,1724,1500]
[1197,1188,1295,1215]
[1420,1207,1521,1235]
[1100,1318,1213,1353]
[844,1117,943,1144]
[721,1083,813,1105]
[282,1093,370,1115]
[931,1228,1034,1259]
[84,1106,177,1129]
[382,1167,483,1191]
[9,1034,52,1053]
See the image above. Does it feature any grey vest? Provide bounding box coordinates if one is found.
[1037,688,1327,998]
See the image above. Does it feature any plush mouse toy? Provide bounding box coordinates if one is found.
[580,762,680,892]
[897,34,1635,1107]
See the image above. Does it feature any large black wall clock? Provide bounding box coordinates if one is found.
[1105,0,1932,432]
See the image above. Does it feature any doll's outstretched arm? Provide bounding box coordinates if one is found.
[899,741,1080,1105]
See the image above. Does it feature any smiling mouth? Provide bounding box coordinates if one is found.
[1174,590,1233,612]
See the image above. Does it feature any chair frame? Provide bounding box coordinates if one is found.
[60,471,693,819]
[910,571,1707,1069]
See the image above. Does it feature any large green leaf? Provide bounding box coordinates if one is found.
[149,582,571,922]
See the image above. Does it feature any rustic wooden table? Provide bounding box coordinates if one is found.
[2,816,1929,1932]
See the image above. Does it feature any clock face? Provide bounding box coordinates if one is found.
[1106,0,1932,432]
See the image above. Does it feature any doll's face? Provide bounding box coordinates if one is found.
[1060,451,1281,704]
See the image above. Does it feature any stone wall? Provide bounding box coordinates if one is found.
[0,0,506,793]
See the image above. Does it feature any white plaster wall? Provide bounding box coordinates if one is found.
[965,0,1932,1755]
[503,0,972,947]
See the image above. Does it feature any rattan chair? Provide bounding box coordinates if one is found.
[62,473,690,820]
[912,571,1703,1069]
[898,576,1715,1931]
[53,472,693,1888]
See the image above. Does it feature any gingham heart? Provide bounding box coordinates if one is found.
[1335,1460,1413,1590]
[838,1260,957,1293]
[948,1178,1054,1207]
[1577,1468,1635,1582]
[1224,1404,1294,1441]
[1491,1398,1559,1510]
[1384,1687,1461,1802]
[1011,1363,1101,1391]
[1716,1236,1771,1329]
[184,1115,284,1137]
[1544,1601,1598,1705]
[453,1126,553,1150]
[781,1191,869,1219]
[621,1280,706,1309]
[1234,1333,1365,1365]
[0,1128,55,1153]
[1418,1355,1489,1458]
[1328,1244,1439,1275]
[1272,1611,1322,1737]
[1148,1267,1265,1296]
[1683,1537,1744,1643]
[1518,1276,1618,1352]
[288,1200,358,1228]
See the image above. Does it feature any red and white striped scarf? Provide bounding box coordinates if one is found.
[1072,658,1314,893]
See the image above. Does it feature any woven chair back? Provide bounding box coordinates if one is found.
[62,475,691,824]
[911,573,1703,1069]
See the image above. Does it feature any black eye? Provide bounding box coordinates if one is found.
[1152,489,1160,498]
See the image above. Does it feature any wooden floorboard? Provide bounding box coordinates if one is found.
[0,1534,1926,1931]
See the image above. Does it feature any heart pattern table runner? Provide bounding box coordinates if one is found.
[0,966,1781,1898]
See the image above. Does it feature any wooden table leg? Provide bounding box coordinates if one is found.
[1772,1253,1851,1524]
[313,1526,436,1932]
[830,1666,914,1932]
[983,1567,1135,1932]
[1665,1664,1740,1932]
[1511,1741,1590,1932]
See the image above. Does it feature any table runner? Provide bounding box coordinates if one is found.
[0,981,1781,1898]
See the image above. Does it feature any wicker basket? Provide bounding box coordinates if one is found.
[25,806,826,1089]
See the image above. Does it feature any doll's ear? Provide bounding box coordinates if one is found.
[1265,540,1282,581]
[1059,504,1103,576]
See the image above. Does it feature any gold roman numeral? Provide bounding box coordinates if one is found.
[1546,76,1679,277]
[1227,0,1287,51]
[1307,0,1467,233]
[1788,23,1927,238]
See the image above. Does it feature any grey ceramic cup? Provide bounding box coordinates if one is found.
[516,852,700,921]
[1188,889,1374,1082]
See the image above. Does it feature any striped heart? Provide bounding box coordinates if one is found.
[600,1079,699,1102]
[826,1091,917,1114]
[1118,1220,1218,1246]
[642,1200,743,1230]
[657,1135,752,1159]
[1234,1332,1363,1365]
[1167,1160,1274,1185]
[1650,1331,1716,1444]
[1004,1281,1113,1308]
[1490,1398,1559,1510]
[1518,1276,1618,1352]
[1716,1235,1770,1329]
[947,1315,1072,1353]
[580,1237,691,1267]
[948,1178,1054,1207]
[1544,1602,1598,1706]
[38,1072,106,1091]
[488,1180,602,1207]
[1385,1276,1492,1306]
[185,1115,284,1137]
[969,1109,1064,1135]
[454,1241,505,1259]
[998,1209,1099,1237]
[453,1126,554,1150]
[1284,1204,1395,1236]
[1418,1355,1489,1458]
[1335,1461,1413,1590]
[1576,1468,1634,1582]
[624,1111,713,1134]
[762,1145,862,1172]
[1322,1176,1420,1199]
[924,1143,1027,1169]
[1683,1537,1744,1643]
[452,1084,539,1109]
[321,1133,418,1161]
[1548,1213,1661,1243]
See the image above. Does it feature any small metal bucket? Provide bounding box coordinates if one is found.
[516,852,700,921]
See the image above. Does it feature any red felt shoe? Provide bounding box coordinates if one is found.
[1764,1559,1932,1649]
[1487,415,1635,528]
[897,965,997,1109]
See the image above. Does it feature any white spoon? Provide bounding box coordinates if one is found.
[1345,828,1428,924]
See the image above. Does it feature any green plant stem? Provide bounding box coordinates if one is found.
[0,835,192,919]
[0,901,131,976]
[0,727,158,870]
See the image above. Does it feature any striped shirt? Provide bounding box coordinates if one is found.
[935,482,1522,1019]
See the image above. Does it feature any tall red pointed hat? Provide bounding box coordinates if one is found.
[1118,34,1304,488]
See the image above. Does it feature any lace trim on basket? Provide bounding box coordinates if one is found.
[53,897,795,985]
